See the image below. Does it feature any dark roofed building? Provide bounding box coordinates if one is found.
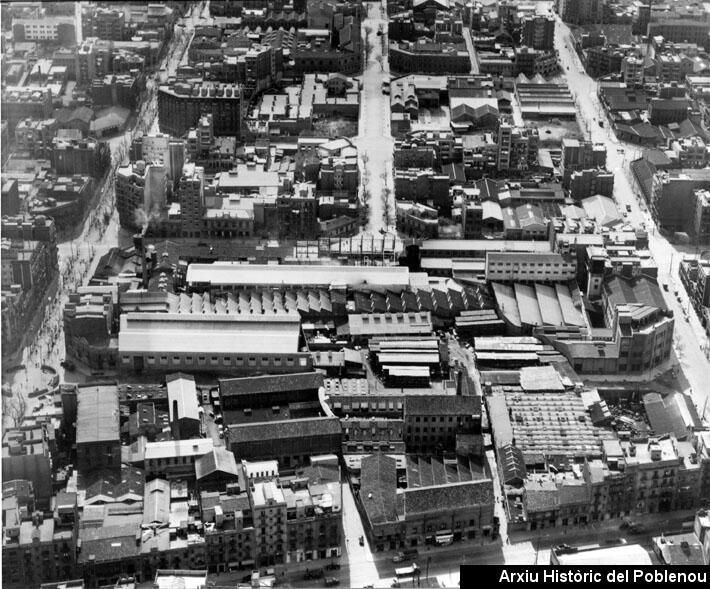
[76,385,120,474]
[77,525,141,586]
[195,447,241,492]
[643,392,700,441]
[359,454,399,527]
[357,453,496,550]
[403,395,482,453]
[631,158,657,202]
[227,417,341,468]
[499,444,527,486]
[83,465,144,505]
[219,372,324,410]
[603,275,668,312]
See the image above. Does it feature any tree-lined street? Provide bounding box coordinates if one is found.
[354,0,396,237]
[2,2,206,430]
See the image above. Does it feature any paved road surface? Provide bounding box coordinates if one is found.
[354,0,396,237]
[2,3,206,429]
[554,17,710,421]
[462,28,480,74]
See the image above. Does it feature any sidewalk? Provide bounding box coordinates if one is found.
[508,509,697,546]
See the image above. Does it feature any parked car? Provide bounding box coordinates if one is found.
[325,578,340,587]
[598,120,604,127]
[305,569,325,580]
[626,204,632,212]
[359,536,365,546]
[325,562,341,570]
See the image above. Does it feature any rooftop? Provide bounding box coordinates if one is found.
[144,439,214,461]
[166,373,200,423]
[219,372,323,397]
[227,416,341,443]
[118,312,302,355]
[185,263,411,289]
[76,385,120,445]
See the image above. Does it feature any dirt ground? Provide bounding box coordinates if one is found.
[313,118,359,138]
[528,118,583,145]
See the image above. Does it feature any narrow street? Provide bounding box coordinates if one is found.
[2,3,204,428]
[354,0,396,236]
[554,17,710,421]
[462,28,480,74]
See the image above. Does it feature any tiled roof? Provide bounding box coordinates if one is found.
[219,372,324,397]
[359,454,399,524]
[195,447,239,480]
[643,392,689,440]
[524,485,559,513]
[603,275,667,312]
[227,416,341,443]
[558,481,589,506]
[402,479,494,515]
[404,394,480,416]
[77,525,141,564]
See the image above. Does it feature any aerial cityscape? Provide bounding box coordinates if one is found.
[1,0,709,588]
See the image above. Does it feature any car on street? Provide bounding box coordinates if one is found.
[359,536,365,546]
[626,204,632,212]
[305,568,324,580]
[325,578,340,587]
[325,562,341,570]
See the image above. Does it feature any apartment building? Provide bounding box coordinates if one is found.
[496,118,539,173]
[115,161,168,232]
[521,14,555,51]
[158,82,244,138]
[178,162,205,238]
[389,41,471,74]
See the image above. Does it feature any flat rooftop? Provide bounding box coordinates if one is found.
[185,263,411,288]
[118,312,302,355]
[76,385,120,445]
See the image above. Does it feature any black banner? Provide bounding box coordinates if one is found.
[460,566,708,588]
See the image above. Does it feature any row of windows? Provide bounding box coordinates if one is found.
[408,427,456,434]
[149,455,195,466]
[411,416,461,423]
[122,354,308,367]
